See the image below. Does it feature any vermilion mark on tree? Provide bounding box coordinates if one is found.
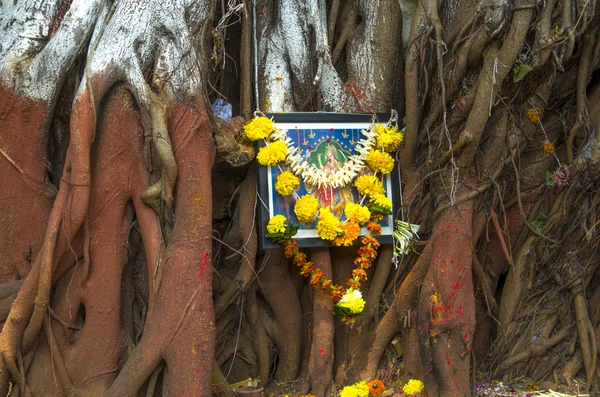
[446,351,453,366]
[319,348,325,356]
[199,252,209,278]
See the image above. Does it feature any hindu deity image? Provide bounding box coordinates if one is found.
[308,142,355,215]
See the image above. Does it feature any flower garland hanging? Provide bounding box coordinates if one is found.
[270,124,379,189]
[246,114,409,324]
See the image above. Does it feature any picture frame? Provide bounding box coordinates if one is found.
[257,113,401,249]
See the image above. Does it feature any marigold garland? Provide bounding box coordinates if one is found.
[247,116,404,324]
[275,170,300,196]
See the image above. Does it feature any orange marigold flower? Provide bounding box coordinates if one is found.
[371,213,384,222]
[333,221,360,247]
[294,252,307,266]
[300,263,314,277]
[368,380,385,395]
[543,141,555,155]
[346,278,361,289]
[528,108,541,124]
[310,269,324,286]
[362,235,380,248]
[352,268,367,280]
[367,221,382,236]
[354,256,371,268]
[322,279,333,290]
[330,286,345,302]
[358,246,378,260]
[284,241,296,258]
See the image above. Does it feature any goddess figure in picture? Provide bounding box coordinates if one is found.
[313,143,354,214]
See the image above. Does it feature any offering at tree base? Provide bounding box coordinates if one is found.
[247,114,419,323]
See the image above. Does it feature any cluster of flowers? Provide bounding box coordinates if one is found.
[339,379,385,397]
[280,235,379,324]
[246,115,407,324]
[338,378,424,396]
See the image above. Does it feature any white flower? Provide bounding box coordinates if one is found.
[394,220,420,255]
[268,124,380,190]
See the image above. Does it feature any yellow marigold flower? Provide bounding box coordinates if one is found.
[257,141,287,166]
[370,193,392,210]
[244,116,273,141]
[354,175,385,197]
[527,108,541,124]
[316,207,341,241]
[337,289,365,314]
[543,141,555,156]
[294,195,319,223]
[266,214,287,234]
[402,379,425,396]
[339,381,370,397]
[275,171,300,196]
[375,124,404,152]
[344,202,371,225]
[366,149,395,174]
[333,221,360,246]
[367,379,385,395]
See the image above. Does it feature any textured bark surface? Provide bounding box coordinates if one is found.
[1,0,600,396]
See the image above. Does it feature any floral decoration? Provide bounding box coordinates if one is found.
[245,116,406,324]
[267,214,287,234]
[367,379,385,395]
[244,116,274,141]
[294,195,320,223]
[275,170,300,196]
[270,123,378,189]
[375,124,404,152]
[339,381,370,397]
[257,140,287,166]
[354,175,385,196]
[402,379,425,396]
[317,207,342,241]
[365,149,395,174]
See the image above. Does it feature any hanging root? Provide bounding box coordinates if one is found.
[573,289,597,390]
[135,85,178,238]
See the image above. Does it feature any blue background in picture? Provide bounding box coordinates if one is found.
[269,126,390,229]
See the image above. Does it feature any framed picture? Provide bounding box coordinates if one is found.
[257,113,401,249]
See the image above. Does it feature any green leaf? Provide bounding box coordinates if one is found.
[531,212,549,233]
[332,304,364,318]
[367,204,392,215]
[513,62,533,82]
[545,171,556,188]
[266,224,299,242]
[286,224,300,236]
